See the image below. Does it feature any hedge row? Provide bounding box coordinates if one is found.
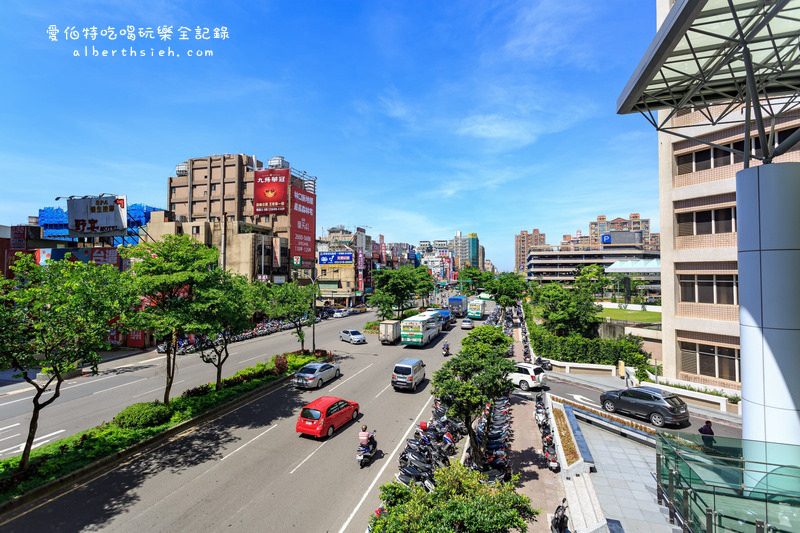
[0,350,327,503]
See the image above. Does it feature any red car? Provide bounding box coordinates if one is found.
[295,396,360,439]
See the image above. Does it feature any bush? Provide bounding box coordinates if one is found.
[273,354,288,375]
[364,320,380,333]
[402,309,420,319]
[527,321,648,368]
[113,402,173,429]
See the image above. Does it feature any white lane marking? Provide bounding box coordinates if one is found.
[114,355,164,369]
[289,441,327,474]
[0,395,36,407]
[132,380,185,399]
[0,386,35,398]
[0,433,20,443]
[374,384,391,399]
[0,423,21,433]
[0,429,65,454]
[329,364,374,392]
[338,395,433,533]
[0,374,125,406]
[240,353,269,364]
[91,378,147,395]
[221,424,278,461]
[571,394,601,409]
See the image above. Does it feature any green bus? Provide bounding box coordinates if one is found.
[467,299,484,319]
[401,311,442,346]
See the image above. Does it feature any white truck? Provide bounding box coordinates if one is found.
[379,320,401,345]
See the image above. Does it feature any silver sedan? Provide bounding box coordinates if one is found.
[292,362,341,389]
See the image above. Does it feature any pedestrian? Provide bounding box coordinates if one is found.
[698,420,715,448]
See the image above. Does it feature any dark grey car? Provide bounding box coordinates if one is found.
[600,386,689,427]
[292,362,341,389]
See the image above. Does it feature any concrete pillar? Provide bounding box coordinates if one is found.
[737,162,800,488]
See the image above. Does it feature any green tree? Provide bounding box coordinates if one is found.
[370,266,417,319]
[189,270,255,390]
[370,463,537,532]
[412,266,435,305]
[575,264,610,301]
[260,281,317,353]
[432,326,514,467]
[537,283,601,337]
[368,289,397,320]
[486,272,527,310]
[458,267,492,294]
[0,253,132,471]
[119,234,220,405]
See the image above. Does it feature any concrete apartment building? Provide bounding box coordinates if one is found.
[147,154,316,282]
[657,94,800,388]
[514,229,547,273]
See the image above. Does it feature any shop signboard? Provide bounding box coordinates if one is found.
[127,329,146,348]
[358,271,364,292]
[318,252,353,264]
[357,249,364,270]
[290,186,316,264]
[253,169,289,215]
[67,195,128,237]
[35,247,119,267]
[10,225,26,250]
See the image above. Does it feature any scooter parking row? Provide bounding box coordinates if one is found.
[393,397,465,492]
[465,395,514,484]
[535,392,559,472]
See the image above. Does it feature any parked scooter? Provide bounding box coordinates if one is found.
[543,444,559,471]
[536,356,553,371]
[357,430,378,468]
[395,465,436,492]
[551,498,569,533]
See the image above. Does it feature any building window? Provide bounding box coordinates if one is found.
[713,147,730,168]
[170,203,176,211]
[170,187,177,196]
[680,341,740,382]
[778,127,799,146]
[695,148,711,171]
[677,213,694,237]
[211,184,218,193]
[733,140,745,163]
[321,269,327,276]
[695,210,713,235]
[677,274,738,305]
[677,153,693,175]
[192,226,200,235]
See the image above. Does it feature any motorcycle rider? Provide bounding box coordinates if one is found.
[359,424,376,452]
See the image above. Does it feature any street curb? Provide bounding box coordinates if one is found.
[0,373,294,520]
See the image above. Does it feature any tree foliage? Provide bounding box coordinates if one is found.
[536,283,601,337]
[370,266,433,319]
[486,273,527,310]
[189,269,255,390]
[574,264,610,300]
[257,281,317,352]
[458,267,492,293]
[432,326,514,467]
[0,253,133,471]
[119,234,220,405]
[370,463,537,533]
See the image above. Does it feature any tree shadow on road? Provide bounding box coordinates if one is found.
[3,382,308,532]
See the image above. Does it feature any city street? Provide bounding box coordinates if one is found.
[0,312,383,459]
[0,311,465,532]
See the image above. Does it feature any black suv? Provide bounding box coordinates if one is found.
[599,386,689,427]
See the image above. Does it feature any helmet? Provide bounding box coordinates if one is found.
[361,424,367,431]
[420,421,428,431]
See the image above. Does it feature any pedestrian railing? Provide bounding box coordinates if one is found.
[655,432,800,532]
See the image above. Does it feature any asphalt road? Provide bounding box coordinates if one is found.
[0,311,385,459]
[1,309,471,532]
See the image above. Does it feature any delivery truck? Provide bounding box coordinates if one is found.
[378,320,401,345]
[448,295,468,318]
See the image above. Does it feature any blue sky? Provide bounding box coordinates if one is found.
[1,0,658,271]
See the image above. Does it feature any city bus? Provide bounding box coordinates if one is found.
[467,299,484,320]
[401,311,442,346]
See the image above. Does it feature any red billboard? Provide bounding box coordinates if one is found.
[254,169,289,215]
[290,186,316,265]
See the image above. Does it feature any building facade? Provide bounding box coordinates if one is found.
[526,243,660,287]
[152,154,317,281]
[655,0,800,389]
[589,214,658,248]
[514,229,547,273]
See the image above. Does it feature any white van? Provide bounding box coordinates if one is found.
[391,358,426,392]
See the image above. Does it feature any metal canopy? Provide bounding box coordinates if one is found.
[617,0,800,163]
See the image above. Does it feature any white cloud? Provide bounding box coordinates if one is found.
[456,114,537,145]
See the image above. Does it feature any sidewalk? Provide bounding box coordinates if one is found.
[508,321,566,531]
[579,422,680,533]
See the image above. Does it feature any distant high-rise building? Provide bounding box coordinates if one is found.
[514,229,547,272]
[589,214,657,248]
[467,232,479,269]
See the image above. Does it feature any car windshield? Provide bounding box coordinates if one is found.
[665,396,684,408]
[394,366,411,375]
[350,331,362,336]
[297,366,316,375]
[301,408,321,420]
[533,368,543,375]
